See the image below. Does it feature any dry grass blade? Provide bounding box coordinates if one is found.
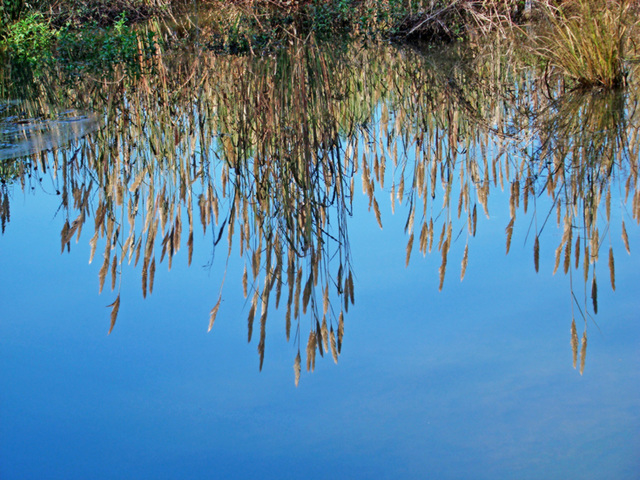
[107,295,120,335]
[571,318,579,369]
[553,244,562,275]
[302,272,313,314]
[534,235,540,273]
[208,294,222,332]
[149,257,156,294]
[373,198,383,229]
[111,253,118,291]
[505,217,514,254]
[348,271,355,305]
[563,240,571,274]
[591,273,598,314]
[472,205,477,236]
[338,311,344,354]
[608,247,615,291]
[99,252,110,294]
[294,351,301,387]
[406,233,414,267]
[580,331,587,375]
[316,319,324,358]
[247,289,259,342]
[306,330,316,372]
[89,231,99,264]
[243,264,248,298]
[323,283,329,316]
[621,221,630,254]
[60,220,70,253]
[141,257,148,299]
[438,239,448,291]
[330,326,338,364]
[258,310,266,371]
[460,243,468,281]
[321,316,329,354]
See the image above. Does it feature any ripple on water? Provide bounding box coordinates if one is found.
[0,100,101,161]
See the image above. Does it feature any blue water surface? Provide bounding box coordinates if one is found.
[1,163,639,480]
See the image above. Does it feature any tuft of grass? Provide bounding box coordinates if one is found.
[532,0,636,89]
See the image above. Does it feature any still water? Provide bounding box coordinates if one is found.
[1,37,639,479]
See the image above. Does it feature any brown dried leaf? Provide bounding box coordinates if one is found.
[472,205,477,236]
[323,283,329,316]
[580,331,587,375]
[563,240,571,275]
[571,318,578,369]
[107,295,120,335]
[149,257,156,294]
[505,217,514,254]
[438,239,448,291]
[622,221,630,254]
[553,244,562,275]
[330,326,338,364]
[337,311,344,354]
[302,272,313,315]
[111,253,118,291]
[294,351,301,387]
[258,310,266,371]
[405,233,414,267]
[461,244,469,281]
[306,330,315,372]
[373,197,383,229]
[141,257,148,299]
[208,294,222,332]
[591,274,598,314]
[61,220,70,253]
[89,231,99,264]
[247,289,259,343]
[321,316,329,354]
[348,271,354,305]
[316,320,324,358]
[608,247,615,291]
[242,264,248,299]
[99,253,110,294]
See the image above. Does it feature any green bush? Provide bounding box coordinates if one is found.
[1,12,57,64]
[0,0,25,25]
[55,14,158,77]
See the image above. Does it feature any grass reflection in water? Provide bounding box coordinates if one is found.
[0,35,638,384]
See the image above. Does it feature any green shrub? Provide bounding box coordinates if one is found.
[1,12,57,64]
[0,0,25,25]
[55,14,158,77]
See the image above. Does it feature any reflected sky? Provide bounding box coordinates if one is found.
[2,167,638,479]
[1,38,640,479]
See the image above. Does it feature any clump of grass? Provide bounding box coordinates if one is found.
[533,0,636,89]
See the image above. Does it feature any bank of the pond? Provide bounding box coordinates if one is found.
[1,0,639,90]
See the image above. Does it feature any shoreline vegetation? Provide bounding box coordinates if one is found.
[1,0,639,89]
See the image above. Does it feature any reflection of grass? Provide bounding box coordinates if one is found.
[2,33,638,381]
[531,0,636,89]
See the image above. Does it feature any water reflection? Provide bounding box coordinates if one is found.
[1,36,638,383]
